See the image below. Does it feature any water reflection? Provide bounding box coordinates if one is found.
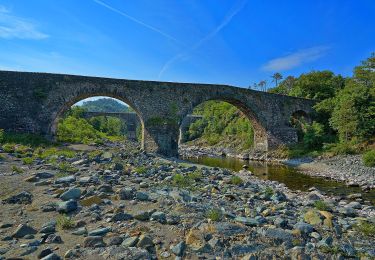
[184,155,375,205]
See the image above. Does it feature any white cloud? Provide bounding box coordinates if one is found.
[0,5,48,40]
[262,46,330,72]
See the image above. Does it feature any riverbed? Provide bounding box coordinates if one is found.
[184,155,375,205]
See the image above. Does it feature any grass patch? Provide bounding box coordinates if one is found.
[187,170,202,180]
[230,176,243,185]
[172,173,193,188]
[55,172,69,178]
[1,132,51,147]
[355,220,375,237]
[2,143,15,153]
[206,208,222,222]
[22,157,34,165]
[264,187,274,197]
[313,200,331,211]
[57,214,75,230]
[362,150,375,167]
[134,166,147,174]
[58,162,77,173]
[88,150,102,160]
[11,165,24,174]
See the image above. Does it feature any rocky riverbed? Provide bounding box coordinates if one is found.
[0,142,374,259]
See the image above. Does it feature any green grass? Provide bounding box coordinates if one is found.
[230,176,243,185]
[88,150,102,160]
[172,173,193,188]
[134,166,147,174]
[55,172,69,178]
[313,200,331,211]
[363,150,375,167]
[57,214,75,230]
[22,157,34,165]
[11,165,24,174]
[187,170,202,180]
[264,187,274,197]
[206,208,222,222]
[1,132,51,147]
[58,162,77,173]
[355,220,375,237]
[2,143,15,153]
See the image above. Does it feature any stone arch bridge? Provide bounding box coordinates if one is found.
[0,71,315,157]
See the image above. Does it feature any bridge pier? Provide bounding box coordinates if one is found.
[143,124,179,157]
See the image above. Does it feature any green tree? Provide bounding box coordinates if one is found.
[271,73,283,87]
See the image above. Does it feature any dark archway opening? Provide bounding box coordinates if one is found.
[290,110,310,142]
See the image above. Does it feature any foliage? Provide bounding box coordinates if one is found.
[206,208,222,222]
[58,162,77,173]
[363,150,375,167]
[57,116,103,144]
[0,132,51,147]
[89,116,126,136]
[186,101,254,151]
[264,187,274,197]
[0,129,3,143]
[313,200,331,211]
[57,214,75,230]
[22,157,34,165]
[187,170,203,180]
[79,98,130,112]
[134,166,147,174]
[172,173,193,188]
[11,165,24,174]
[355,220,375,237]
[230,176,244,185]
[2,143,15,153]
[303,122,325,149]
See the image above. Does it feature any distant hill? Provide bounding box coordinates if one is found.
[79,98,131,112]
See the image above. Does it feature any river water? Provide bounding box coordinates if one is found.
[184,155,375,205]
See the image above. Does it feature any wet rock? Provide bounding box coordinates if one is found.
[83,236,106,248]
[3,191,32,204]
[57,199,78,213]
[60,188,81,201]
[12,224,37,238]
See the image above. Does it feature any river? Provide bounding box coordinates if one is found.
[184,155,375,205]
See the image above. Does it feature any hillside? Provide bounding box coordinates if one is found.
[79,98,130,112]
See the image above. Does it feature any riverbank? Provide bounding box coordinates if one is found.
[0,141,374,258]
[180,145,375,191]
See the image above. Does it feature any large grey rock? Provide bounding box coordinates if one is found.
[12,224,37,238]
[122,236,139,247]
[88,227,111,237]
[57,199,78,213]
[118,187,135,200]
[59,188,81,201]
[83,236,106,248]
[234,217,260,226]
[3,191,32,204]
[294,222,314,234]
[171,241,186,256]
[136,235,154,249]
[55,175,76,184]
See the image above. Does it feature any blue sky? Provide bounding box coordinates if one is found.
[0,0,374,88]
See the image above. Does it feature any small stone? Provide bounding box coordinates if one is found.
[111,212,133,222]
[150,211,166,224]
[134,211,150,221]
[108,236,123,246]
[118,187,135,200]
[304,210,322,225]
[54,175,76,184]
[122,236,139,247]
[171,241,186,256]
[40,253,61,260]
[38,248,53,258]
[83,236,106,248]
[136,235,154,249]
[80,195,102,207]
[294,222,314,234]
[234,216,260,226]
[3,191,33,204]
[88,227,111,237]
[57,199,78,213]
[60,188,81,201]
[40,221,56,234]
[45,234,63,244]
[12,224,37,238]
[72,227,87,236]
[135,192,149,201]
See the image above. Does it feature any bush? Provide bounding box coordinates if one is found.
[134,166,147,174]
[2,143,15,153]
[303,122,324,149]
[206,208,222,222]
[1,132,50,146]
[11,165,24,174]
[57,214,75,230]
[172,174,192,188]
[314,200,331,211]
[230,176,243,185]
[363,150,375,167]
[0,129,4,142]
[22,157,34,165]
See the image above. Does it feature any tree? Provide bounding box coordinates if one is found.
[258,80,267,92]
[271,73,283,87]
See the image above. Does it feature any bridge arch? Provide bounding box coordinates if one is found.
[47,93,145,146]
[179,96,269,152]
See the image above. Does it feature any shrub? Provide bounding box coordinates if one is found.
[363,150,375,167]
[230,176,243,185]
[206,208,222,222]
[134,166,147,174]
[1,132,50,146]
[22,157,34,165]
[57,214,75,230]
[2,143,15,153]
[11,165,24,174]
[187,170,202,180]
[303,122,324,149]
[172,174,192,188]
[355,220,375,237]
[313,200,331,211]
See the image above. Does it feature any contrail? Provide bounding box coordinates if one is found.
[158,0,248,78]
[93,0,181,44]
